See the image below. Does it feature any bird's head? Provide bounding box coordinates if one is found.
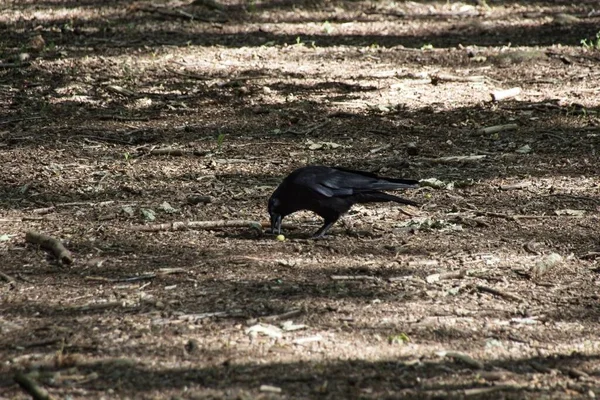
[268,196,283,234]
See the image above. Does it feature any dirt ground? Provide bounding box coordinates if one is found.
[1,0,600,398]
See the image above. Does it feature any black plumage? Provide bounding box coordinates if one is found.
[268,166,419,238]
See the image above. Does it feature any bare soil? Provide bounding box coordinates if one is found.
[1,0,600,398]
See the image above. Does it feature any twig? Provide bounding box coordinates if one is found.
[491,87,521,101]
[0,116,43,126]
[105,85,136,97]
[422,155,487,164]
[426,270,467,284]
[478,123,518,135]
[441,351,484,369]
[166,67,212,80]
[131,219,266,232]
[261,308,303,322]
[14,372,55,400]
[25,231,73,265]
[431,74,486,84]
[85,268,186,283]
[63,301,124,312]
[0,62,31,69]
[580,252,600,260]
[464,385,520,396]
[284,120,330,135]
[475,284,523,302]
[147,148,208,157]
[330,275,378,281]
[0,271,16,288]
[178,311,229,321]
[500,182,531,191]
[0,217,46,222]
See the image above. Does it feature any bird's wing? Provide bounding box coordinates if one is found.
[296,168,417,198]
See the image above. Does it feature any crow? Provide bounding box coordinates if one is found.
[268,166,419,238]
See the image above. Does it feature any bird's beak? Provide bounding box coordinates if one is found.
[270,214,282,234]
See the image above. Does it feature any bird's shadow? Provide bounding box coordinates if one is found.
[216,228,380,242]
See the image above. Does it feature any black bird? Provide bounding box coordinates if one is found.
[268,166,419,238]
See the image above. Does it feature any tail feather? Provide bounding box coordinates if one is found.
[333,167,419,188]
[353,192,419,206]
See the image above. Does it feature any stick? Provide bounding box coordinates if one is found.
[14,372,55,400]
[64,301,123,312]
[491,87,521,101]
[330,275,378,281]
[0,62,32,68]
[475,285,522,302]
[25,231,73,265]
[85,268,186,283]
[0,271,16,287]
[147,148,208,157]
[131,220,290,232]
[166,67,212,80]
[261,308,303,322]
[478,124,518,135]
[430,74,486,84]
[442,351,484,369]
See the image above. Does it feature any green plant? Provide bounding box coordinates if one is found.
[216,133,225,151]
[581,32,600,50]
[421,43,434,50]
[322,20,334,34]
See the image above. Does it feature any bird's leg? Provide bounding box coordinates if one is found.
[312,219,337,239]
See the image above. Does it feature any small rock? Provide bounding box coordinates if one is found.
[140,208,156,222]
[515,144,532,154]
[28,34,45,51]
[532,253,563,278]
[260,385,282,393]
[406,142,419,156]
[185,339,200,355]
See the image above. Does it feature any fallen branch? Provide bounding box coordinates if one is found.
[14,372,55,400]
[131,220,292,232]
[475,284,522,302]
[25,231,73,265]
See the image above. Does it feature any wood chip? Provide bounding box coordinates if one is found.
[491,87,521,101]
